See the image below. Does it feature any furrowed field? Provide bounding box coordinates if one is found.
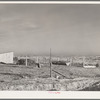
[0,63,100,91]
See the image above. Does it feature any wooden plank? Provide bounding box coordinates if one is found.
[52,69,67,78]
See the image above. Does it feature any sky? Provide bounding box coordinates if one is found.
[0,4,100,56]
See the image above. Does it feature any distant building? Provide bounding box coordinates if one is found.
[83,63,96,68]
[0,52,14,63]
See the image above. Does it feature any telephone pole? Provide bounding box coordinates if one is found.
[50,48,52,77]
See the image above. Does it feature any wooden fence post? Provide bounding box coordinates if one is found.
[83,56,85,67]
[36,56,39,63]
[26,56,27,66]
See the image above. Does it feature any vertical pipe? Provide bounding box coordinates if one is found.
[50,48,52,77]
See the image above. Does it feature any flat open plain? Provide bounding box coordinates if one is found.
[0,64,100,91]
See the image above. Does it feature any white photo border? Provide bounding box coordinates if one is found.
[0,1,99,99]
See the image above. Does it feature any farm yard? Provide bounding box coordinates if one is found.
[0,62,100,91]
[0,53,100,91]
[0,4,100,93]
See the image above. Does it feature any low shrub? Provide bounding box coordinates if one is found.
[17,59,26,65]
[71,62,83,67]
[52,61,66,65]
[17,59,36,66]
[96,63,99,67]
[27,59,35,66]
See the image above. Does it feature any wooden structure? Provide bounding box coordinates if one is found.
[83,56,96,68]
[0,52,14,63]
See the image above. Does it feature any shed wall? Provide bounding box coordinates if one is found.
[0,52,14,63]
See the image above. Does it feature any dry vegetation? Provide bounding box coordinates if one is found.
[0,63,100,91]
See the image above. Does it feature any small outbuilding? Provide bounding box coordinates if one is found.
[83,63,96,68]
[0,52,14,64]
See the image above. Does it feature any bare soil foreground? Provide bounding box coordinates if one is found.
[0,64,100,91]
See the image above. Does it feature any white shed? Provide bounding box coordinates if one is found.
[0,52,14,63]
[83,63,96,68]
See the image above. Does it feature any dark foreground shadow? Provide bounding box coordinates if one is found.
[80,81,100,91]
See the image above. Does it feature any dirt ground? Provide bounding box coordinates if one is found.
[0,64,100,91]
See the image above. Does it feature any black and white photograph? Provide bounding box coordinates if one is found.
[0,2,100,92]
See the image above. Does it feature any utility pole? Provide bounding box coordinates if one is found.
[50,48,52,77]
